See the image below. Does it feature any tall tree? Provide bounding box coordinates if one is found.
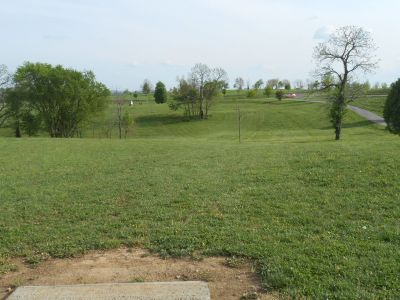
[313,26,378,140]
[9,62,110,138]
[154,81,168,104]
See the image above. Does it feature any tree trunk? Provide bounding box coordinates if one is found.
[335,124,341,140]
[15,122,21,138]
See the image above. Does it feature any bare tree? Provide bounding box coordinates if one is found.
[313,26,378,140]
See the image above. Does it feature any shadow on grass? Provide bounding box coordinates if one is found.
[135,114,186,127]
[320,120,372,130]
[135,114,205,127]
[266,100,321,106]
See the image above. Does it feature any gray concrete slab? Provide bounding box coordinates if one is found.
[7,281,210,300]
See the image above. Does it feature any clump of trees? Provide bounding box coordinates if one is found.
[2,62,110,138]
[154,81,168,104]
[384,79,400,133]
[266,79,291,90]
[313,26,378,140]
[169,63,228,119]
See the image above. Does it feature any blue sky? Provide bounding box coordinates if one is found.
[1,0,399,90]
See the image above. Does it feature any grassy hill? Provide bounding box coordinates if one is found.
[0,99,399,298]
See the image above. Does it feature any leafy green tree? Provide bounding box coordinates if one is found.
[154,81,168,104]
[384,79,400,133]
[21,112,42,136]
[275,90,284,101]
[10,62,110,138]
[3,87,24,137]
[170,78,199,119]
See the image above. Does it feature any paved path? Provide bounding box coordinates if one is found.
[293,96,387,127]
[347,105,386,126]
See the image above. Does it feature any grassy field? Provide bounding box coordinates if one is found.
[351,96,387,116]
[0,98,399,299]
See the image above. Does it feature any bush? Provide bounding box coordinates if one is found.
[246,90,257,98]
[275,90,284,101]
[384,79,400,133]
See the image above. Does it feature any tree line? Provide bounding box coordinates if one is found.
[1,28,400,141]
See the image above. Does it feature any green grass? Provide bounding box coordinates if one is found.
[352,96,387,116]
[0,99,399,299]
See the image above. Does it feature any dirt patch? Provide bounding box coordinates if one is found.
[0,248,278,300]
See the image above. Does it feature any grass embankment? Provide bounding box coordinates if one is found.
[0,99,399,298]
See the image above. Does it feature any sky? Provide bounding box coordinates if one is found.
[1,0,399,90]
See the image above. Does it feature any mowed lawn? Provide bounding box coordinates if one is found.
[0,100,399,298]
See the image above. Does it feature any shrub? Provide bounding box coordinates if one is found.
[384,79,400,133]
[275,90,284,101]
[246,90,257,98]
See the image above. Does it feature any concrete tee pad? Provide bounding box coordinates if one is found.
[7,281,210,300]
